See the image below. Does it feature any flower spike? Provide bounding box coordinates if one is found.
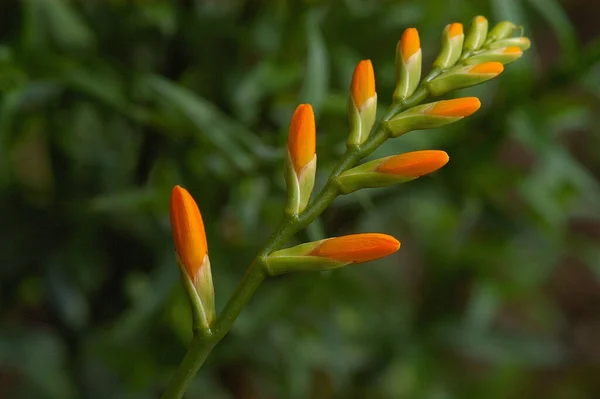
[265,233,400,275]
[285,104,317,215]
[347,60,377,147]
[336,150,449,194]
[170,185,215,330]
[394,27,422,101]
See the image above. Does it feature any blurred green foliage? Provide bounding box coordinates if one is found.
[1,0,600,398]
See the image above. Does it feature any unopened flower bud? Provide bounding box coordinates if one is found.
[488,21,517,41]
[336,150,449,194]
[465,46,523,65]
[347,60,377,147]
[427,62,504,97]
[433,23,465,69]
[393,27,422,101]
[285,104,317,215]
[464,16,489,52]
[265,233,400,275]
[387,97,481,138]
[170,185,215,329]
[487,36,531,51]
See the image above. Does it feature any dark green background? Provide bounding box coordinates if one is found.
[1,0,600,398]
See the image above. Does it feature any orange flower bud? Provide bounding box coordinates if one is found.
[448,22,464,38]
[170,185,208,281]
[401,28,420,62]
[468,62,504,75]
[309,233,400,263]
[350,60,376,111]
[376,150,449,177]
[425,97,481,117]
[287,104,316,174]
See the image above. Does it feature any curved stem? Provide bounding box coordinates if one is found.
[161,91,430,399]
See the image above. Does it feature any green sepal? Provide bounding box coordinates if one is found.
[176,254,215,334]
[347,94,377,147]
[426,66,499,97]
[487,21,517,41]
[393,48,422,101]
[387,103,462,138]
[284,152,316,215]
[464,48,522,65]
[464,16,488,51]
[265,241,348,275]
[433,25,465,69]
[487,37,531,51]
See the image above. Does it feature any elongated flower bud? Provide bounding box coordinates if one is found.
[265,233,400,275]
[465,46,523,65]
[488,21,517,41]
[336,150,449,194]
[487,37,531,51]
[393,27,422,101]
[427,62,503,97]
[387,97,480,138]
[285,104,317,215]
[347,60,377,147]
[433,23,465,69]
[464,16,488,52]
[170,185,215,329]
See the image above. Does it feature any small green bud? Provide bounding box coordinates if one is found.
[464,16,489,51]
[433,23,465,69]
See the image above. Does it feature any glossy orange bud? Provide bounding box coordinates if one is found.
[401,28,420,62]
[469,62,504,75]
[425,97,481,117]
[350,60,376,110]
[376,150,449,177]
[309,233,400,263]
[287,104,316,174]
[503,46,522,54]
[170,185,208,281]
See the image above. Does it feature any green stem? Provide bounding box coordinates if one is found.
[161,91,429,399]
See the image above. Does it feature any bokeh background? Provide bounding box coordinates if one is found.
[1,0,600,398]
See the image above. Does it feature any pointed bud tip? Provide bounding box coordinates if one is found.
[376,150,449,177]
[503,46,523,54]
[401,28,420,62]
[170,185,208,280]
[310,233,400,263]
[288,103,316,174]
[449,22,464,38]
[427,97,481,117]
[351,59,376,110]
[469,62,504,75]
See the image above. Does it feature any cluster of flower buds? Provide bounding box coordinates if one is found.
[167,16,531,333]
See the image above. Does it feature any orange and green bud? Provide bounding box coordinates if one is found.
[487,21,517,41]
[170,185,215,329]
[465,46,523,65]
[336,150,449,194]
[347,60,377,147]
[426,62,503,96]
[393,27,422,101]
[464,16,488,51]
[487,36,531,51]
[433,22,465,69]
[265,233,400,275]
[285,104,317,215]
[386,97,481,138]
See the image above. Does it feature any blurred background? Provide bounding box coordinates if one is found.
[1,0,600,398]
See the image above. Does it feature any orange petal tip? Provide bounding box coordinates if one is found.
[310,233,400,263]
[401,28,420,62]
[288,103,316,174]
[376,150,449,177]
[503,46,523,54]
[351,59,376,110]
[170,185,208,280]
[469,62,504,75]
[448,23,464,38]
[475,16,487,24]
[426,97,481,117]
